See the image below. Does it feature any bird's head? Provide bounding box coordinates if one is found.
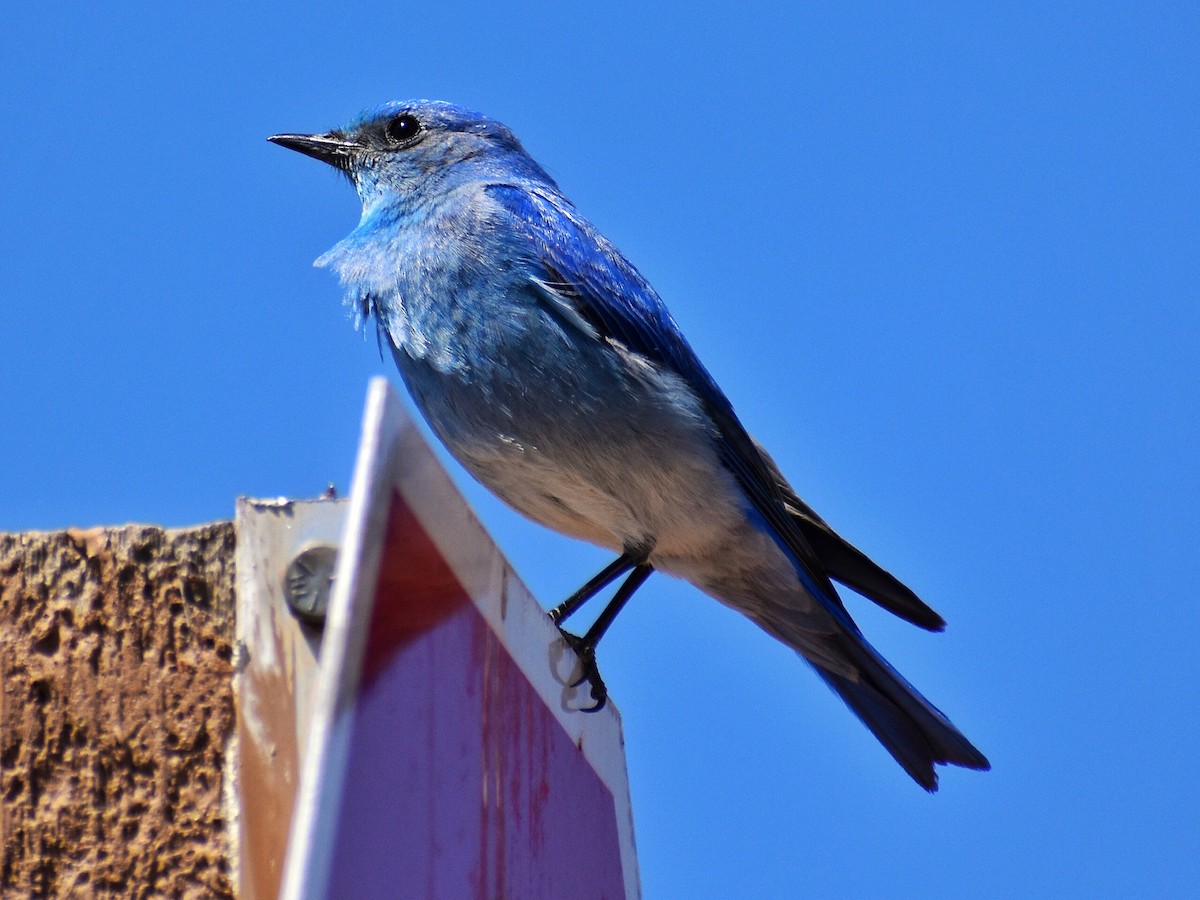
[269,100,554,211]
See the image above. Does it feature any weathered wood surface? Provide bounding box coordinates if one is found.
[0,524,237,898]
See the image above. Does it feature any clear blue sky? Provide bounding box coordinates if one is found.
[4,3,1197,896]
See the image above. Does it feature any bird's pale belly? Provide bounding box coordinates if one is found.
[394,339,753,565]
[456,429,747,557]
[450,412,822,642]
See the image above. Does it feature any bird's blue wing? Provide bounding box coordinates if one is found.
[485,183,859,631]
[484,185,693,374]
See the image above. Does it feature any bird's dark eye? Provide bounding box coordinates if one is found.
[385,113,421,144]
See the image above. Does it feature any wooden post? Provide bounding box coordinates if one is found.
[0,524,237,897]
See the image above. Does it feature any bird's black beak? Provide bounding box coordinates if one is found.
[268,132,358,168]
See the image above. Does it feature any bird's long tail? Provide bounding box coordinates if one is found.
[809,627,990,791]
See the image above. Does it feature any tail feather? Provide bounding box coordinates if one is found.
[719,439,987,789]
[749,436,946,631]
[792,511,946,632]
[814,631,990,791]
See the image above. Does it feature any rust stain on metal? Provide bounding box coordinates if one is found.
[236,654,302,900]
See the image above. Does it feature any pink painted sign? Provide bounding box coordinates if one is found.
[281,379,641,900]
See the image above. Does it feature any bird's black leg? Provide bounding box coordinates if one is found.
[549,552,639,624]
[560,562,653,713]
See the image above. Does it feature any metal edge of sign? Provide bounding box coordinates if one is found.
[279,378,401,900]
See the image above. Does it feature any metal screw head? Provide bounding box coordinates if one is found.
[283,542,339,624]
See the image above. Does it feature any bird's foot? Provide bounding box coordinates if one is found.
[559,629,608,713]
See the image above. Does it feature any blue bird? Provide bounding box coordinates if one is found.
[270,101,989,791]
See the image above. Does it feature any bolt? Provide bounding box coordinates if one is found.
[283,542,339,624]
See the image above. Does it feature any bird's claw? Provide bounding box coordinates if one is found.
[559,629,609,713]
